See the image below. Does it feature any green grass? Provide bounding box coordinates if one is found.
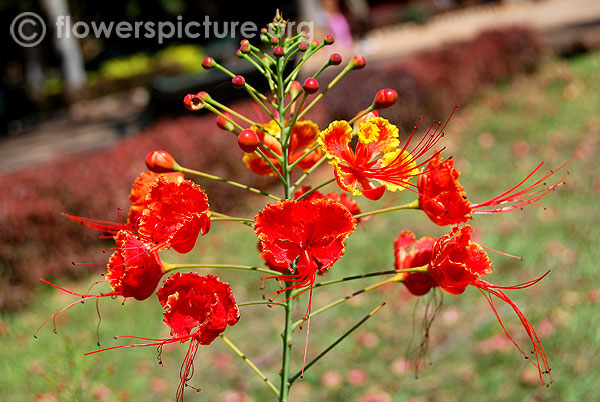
[2,51,599,402]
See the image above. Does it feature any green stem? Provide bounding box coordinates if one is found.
[353,199,420,219]
[220,335,280,397]
[177,166,281,201]
[289,143,321,169]
[348,105,375,125]
[291,156,328,191]
[279,291,294,402]
[163,263,281,276]
[292,273,406,330]
[238,300,285,307]
[211,216,254,223]
[288,303,385,383]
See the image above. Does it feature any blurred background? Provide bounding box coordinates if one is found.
[1,0,599,401]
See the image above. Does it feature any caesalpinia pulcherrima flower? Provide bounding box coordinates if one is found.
[394,231,438,296]
[318,116,447,200]
[255,199,356,304]
[243,120,323,175]
[418,151,576,226]
[293,186,364,221]
[63,171,184,234]
[86,272,240,402]
[137,176,211,254]
[36,230,165,336]
[427,225,552,385]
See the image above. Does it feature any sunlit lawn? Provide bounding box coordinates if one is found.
[1,50,598,402]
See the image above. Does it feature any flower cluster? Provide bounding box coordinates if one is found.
[37,11,573,401]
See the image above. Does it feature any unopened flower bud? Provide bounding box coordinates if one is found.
[216,113,234,131]
[232,75,245,89]
[374,89,398,109]
[290,80,302,98]
[298,42,308,52]
[240,43,250,54]
[145,150,179,173]
[270,37,279,45]
[202,57,214,69]
[350,55,366,70]
[240,39,249,46]
[324,35,335,45]
[238,129,259,153]
[196,91,210,101]
[183,94,203,111]
[310,40,320,49]
[303,78,319,94]
[273,46,284,57]
[261,27,267,34]
[329,53,342,65]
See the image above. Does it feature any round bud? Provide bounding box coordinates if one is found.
[298,42,308,52]
[238,129,259,153]
[310,40,320,48]
[329,53,342,65]
[183,94,203,111]
[374,89,398,109]
[261,27,267,34]
[195,91,210,101]
[324,35,335,45]
[273,46,284,57]
[232,75,245,89]
[240,39,249,46]
[351,55,366,70]
[303,78,319,94]
[202,57,214,69]
[240,43,250,54]
[270,37,279,45]
[145,150,178,173]
[260,34,269,43]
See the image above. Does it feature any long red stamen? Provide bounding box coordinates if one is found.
[474,278,552,386]
[178,339,200,402]
[472,155,578,213]
[62,213,128,234]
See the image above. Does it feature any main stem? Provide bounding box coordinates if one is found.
[277,45,294,401]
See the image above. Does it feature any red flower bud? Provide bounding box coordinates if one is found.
[290,80,302,97]
[273,46,284,57]
[216,113,234,131]
[310,40,320,49]
[303,78,319,94]
[145,150,178,173]
[270,37,279,45]
[183,94,203,111]
[240,43,250,54]
[351,55,366,70]
[260,34,269,43]
[374,89,398,109]
[329,53,342,65]
[195,91,210,101]
[324,35,335,45]
[232,75,245,89]
[240,39,249,46]
[202,57,214,69]
[298,42,308,52]
[238,129,259,153]
[261,27,267,34]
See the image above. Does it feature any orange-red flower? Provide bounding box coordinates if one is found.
[36,230,165,337]
[137,177,211,254]
[63,171,184,234]
[255,199,356,302]
[86,272,239,402]
[418,152,576,226]
[318,116,446,200]
[428,225,552,385]
[394,231,438,296]
[106,230,165,300]
[243,119,323,175]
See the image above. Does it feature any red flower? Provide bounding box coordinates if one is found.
[36,230,164,336]
[137,177,211,254]
[428,225,552,385]
[255,199,356,302]
[106,230,165,301]
[63,171,184,234]
[318,115,447,200]
[418,152,576,226]
[86,272,239,402]
[243,120,323,175]
[293,186,365,221]
[394,231,438,296]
